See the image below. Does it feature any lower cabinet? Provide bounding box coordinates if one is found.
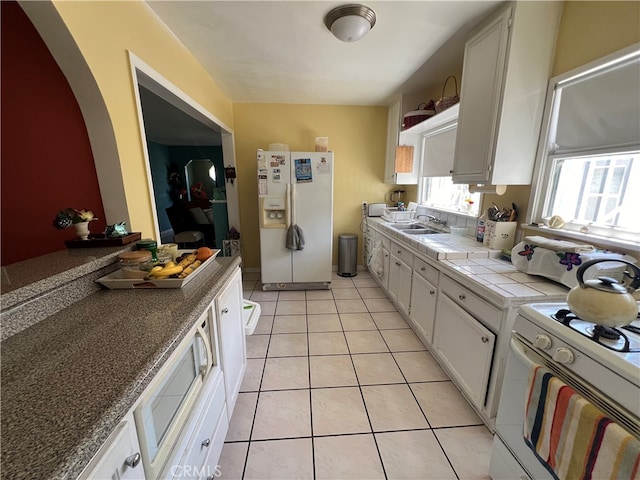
[388,253,412,315]
[433,293,496,409]
[78,412,144,480]
[409,272,438,344]
[215,267,246,419]
[379,247,390,291]
[165,372,228,480]
[388,242,413,315]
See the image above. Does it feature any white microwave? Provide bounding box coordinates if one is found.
[134,316,213,479]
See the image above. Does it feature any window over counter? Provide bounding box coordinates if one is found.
[419,176,480,217]
[414,104,481,218]
[530,44,640,248]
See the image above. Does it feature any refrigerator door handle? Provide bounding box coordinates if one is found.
[291,183,297,224]
[286,183,292,226]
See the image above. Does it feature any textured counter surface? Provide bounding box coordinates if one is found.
[1,246,131,302]
[0,255,241,480]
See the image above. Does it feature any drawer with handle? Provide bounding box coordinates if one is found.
[439,274,502,332]
[413,257,439,285]
[390,241,413,265]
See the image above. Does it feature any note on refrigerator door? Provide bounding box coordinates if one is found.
[317,156,331,174]
[258,168,268,195]
[294,158,312,183]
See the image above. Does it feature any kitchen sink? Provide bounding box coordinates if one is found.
[389,223,429,230]
[404,229,440,235]
[388,223,440,235]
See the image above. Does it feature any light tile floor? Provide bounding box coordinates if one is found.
[219,270,493,479]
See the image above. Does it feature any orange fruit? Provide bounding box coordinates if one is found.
[196,246,214,261]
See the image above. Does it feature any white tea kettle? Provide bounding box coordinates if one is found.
[567,259,640,328]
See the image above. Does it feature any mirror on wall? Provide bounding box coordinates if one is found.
[186,159,218,203]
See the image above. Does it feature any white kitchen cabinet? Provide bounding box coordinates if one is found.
[388,242,413,315]
[433,293,495,409]
[384,97,402,184]
[365,229,391,291]
[419,104,459,177]
[166,372,228,480]
[215,266,246,418]
[380,246,390,292]
[78,412,145,480]
[452,2,562,185]
[409,258,439,345]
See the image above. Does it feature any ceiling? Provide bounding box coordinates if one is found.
[139,0,502,145]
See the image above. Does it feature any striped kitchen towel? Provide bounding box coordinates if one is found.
[524,365,640,480]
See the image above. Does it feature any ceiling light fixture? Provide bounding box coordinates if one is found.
[324,4,376,43]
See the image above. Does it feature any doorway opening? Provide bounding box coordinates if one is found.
[129,52,239,250]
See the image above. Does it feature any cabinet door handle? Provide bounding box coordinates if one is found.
[202,438,211,447]
[124,452,141,468]
[481,336,489,343]
[429,290,435,295]
[222,308,229,314]
[449,169,454,174]
[397,250,402,254]
[395,262,401,267]
[420,267,425,271]
[458,294,466,301]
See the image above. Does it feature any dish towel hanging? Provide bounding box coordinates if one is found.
[286,224,305,251]
[367,239,384,278]
[524,365,640,480]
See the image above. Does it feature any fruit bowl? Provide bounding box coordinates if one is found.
[96,249,220,289]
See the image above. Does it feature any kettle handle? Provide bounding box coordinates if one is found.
[576,259,640,291]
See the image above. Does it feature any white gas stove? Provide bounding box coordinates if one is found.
[490,302,640,480]
[520,303,640,387]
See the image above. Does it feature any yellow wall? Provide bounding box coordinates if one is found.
[51,0,233,237]
[233,104,389,268]
[552,1,640,76]
[43,0,640,268]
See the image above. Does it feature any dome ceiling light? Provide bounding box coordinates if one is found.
[324,4,376,43]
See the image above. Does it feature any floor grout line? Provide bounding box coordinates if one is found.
[228,273,488,479]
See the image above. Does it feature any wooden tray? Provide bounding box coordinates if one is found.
[65,232,142,248]
[96,249,220,289]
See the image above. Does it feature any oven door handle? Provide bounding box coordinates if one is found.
[197,325,213,377]
[510,336,540,369]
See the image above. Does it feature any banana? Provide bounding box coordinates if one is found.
[177,253,197,269]
[178,260,202,278]
[148,261,183,278]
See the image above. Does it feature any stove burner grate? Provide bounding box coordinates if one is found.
[552,309,639,353]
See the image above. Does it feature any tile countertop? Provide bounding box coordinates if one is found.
[0,255,242,480]
[368,218,570,307]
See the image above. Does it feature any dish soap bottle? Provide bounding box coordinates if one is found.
[476,214,487,243]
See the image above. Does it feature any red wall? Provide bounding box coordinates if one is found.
[1,1,106,266]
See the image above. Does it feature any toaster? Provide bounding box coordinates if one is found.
[367,203,386,217]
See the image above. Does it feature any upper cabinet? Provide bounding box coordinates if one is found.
[385,97,410,184]
[420,104,458,177]
[385,100,459,185]
[452,2,562,185]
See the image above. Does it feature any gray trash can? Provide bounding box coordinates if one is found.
[337,233,358,277]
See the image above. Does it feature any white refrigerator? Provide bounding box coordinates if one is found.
[257,150,334,290]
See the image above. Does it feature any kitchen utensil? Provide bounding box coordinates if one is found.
[566,259,640,327]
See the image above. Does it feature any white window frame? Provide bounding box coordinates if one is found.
[528,44,640,252]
